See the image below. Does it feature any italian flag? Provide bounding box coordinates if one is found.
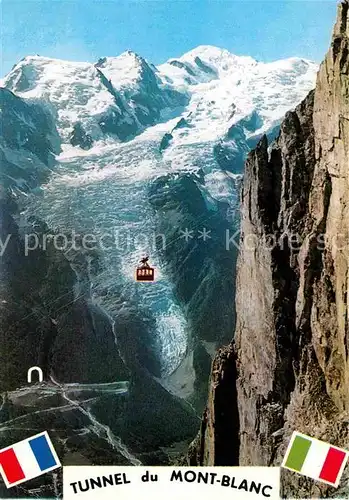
[282,431,349,487]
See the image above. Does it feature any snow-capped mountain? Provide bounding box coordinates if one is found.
[3,46,318,152]
[96,51,187,127]
[158,46,318,174]
[159,45,317,146]
[2,52,188,146]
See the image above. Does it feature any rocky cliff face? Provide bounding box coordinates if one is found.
[196,2,349,498]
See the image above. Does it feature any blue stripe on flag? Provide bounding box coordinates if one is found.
[29,435,57,471]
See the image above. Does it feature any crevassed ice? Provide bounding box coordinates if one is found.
[28,137,189,378]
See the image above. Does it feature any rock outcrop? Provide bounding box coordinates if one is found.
[0,88,61,192]
[196,2,349,498]
[69,122,93,150]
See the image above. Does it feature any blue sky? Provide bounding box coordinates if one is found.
[2,0,338,76]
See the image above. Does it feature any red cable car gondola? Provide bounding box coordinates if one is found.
[135,256,155,282]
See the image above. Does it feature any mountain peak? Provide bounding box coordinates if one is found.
[96,50,147,68]
[93,51,155,91]
[181,45,231,58]
[14,54,90,68]
[333,0,348,37]
[158,45,259,87]
[180,45,257,67]
[124,49,143,59]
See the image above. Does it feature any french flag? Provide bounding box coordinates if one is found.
[0,431,61,488]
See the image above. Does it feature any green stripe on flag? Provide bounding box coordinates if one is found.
[285,435,312,471]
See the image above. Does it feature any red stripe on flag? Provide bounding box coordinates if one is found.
[319,446,347,485]
[0,448,26,484]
